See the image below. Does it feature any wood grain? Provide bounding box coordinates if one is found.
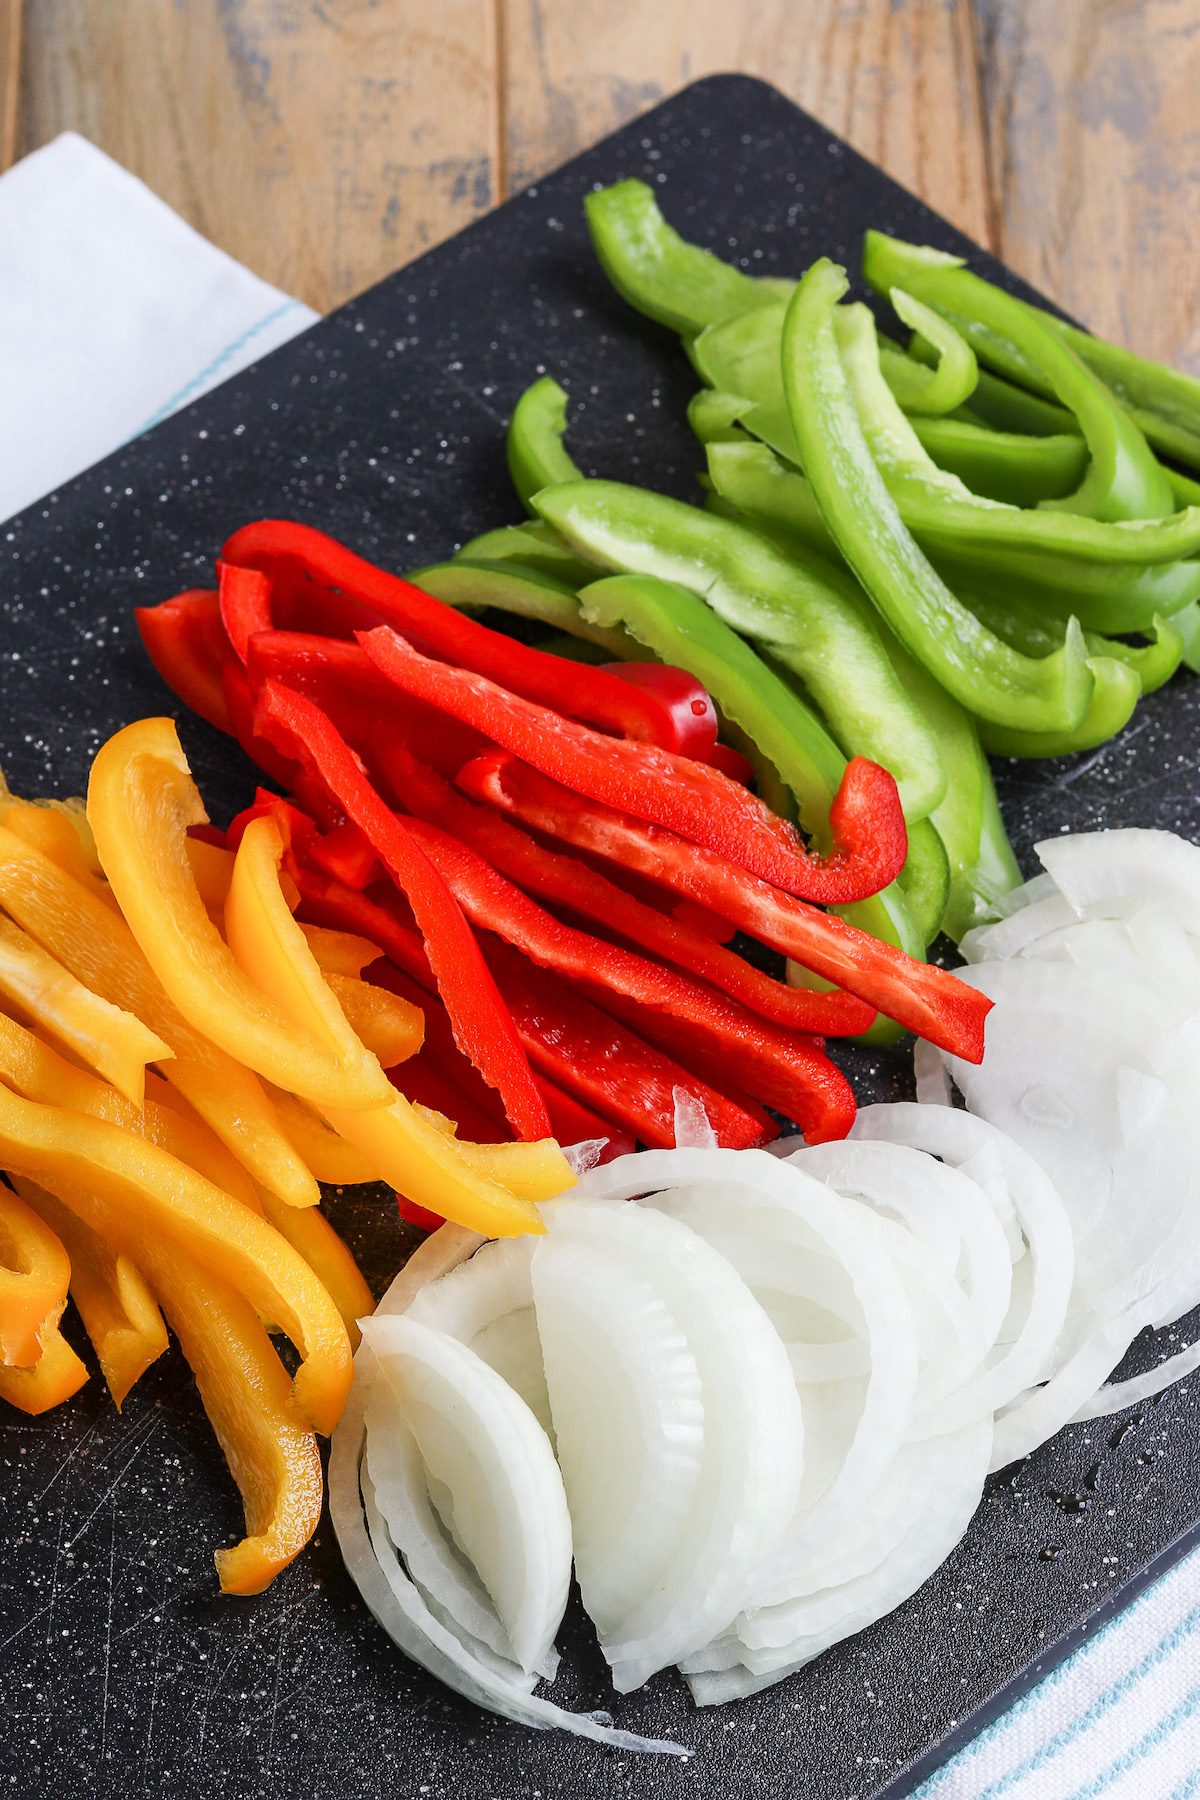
[978,0,1200,370]
[0,0,21,171]
[500,0,994,248]
[20,0,503,314]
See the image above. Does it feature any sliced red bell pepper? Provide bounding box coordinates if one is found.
[375,737,876,1036]
[222,661,305,791]
[217,560,274,664]
[369,955,635,1158]
[306,820,379,891]
[287,860,771,1148]
[458,751,992,1064]
[396,1195,447,1233]
[358,624,907,905]
[600,661,718,759]
[251,681,550,1142]
[221,519,716,753]
[391,807,855,1140]
[135,590,233,734]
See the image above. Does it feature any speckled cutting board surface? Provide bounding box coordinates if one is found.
[3,73,1200,1800]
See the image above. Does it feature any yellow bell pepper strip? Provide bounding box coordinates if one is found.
[138,1228,322,1594]
[421,1121,579,1203]
[88,720,396,1116]
[299,923,383,977]
[0,914,172,1106]
[226,813,410,1093]
[324,971,424,1070]
[0,1080,352,1434]
[139,1071,263,1213]
[0,1306,88,1413]
[256,1188,374,1350]
[0,821,318,1207]
[263,1082,379,1186]
[0,1178,72,1366]
[1,802,115,905]
[13,1175,168,1407]
[186,835,236,910]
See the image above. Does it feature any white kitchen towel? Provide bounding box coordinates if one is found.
[912,1544,1200,1799]
[0,131,318,522]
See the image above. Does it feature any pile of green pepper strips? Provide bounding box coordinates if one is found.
[410,180,1200,1037]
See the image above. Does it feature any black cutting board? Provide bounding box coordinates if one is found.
[3,73,1200,1800]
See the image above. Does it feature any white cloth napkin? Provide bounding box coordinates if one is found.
[0,132,317,521]
[912,1545,1200,1799]
[7,126,1200,1800]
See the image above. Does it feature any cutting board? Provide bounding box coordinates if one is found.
[3,74,1200,1800]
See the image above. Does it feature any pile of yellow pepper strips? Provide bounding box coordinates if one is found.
[0,716,573,1592]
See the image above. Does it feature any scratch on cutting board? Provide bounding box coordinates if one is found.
[64,1412,163,1552]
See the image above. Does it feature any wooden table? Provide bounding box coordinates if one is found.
[6,1,1200,370]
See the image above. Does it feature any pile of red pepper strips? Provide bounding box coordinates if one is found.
[137,519,990,1191]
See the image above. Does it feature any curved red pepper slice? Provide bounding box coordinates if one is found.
[599,661,718,759]
[217,561,273,664]
[458,750,991,1065]
[221,519,713,753]
[135,590,232,734]
[251,680,551,1142]
[358,623,907,905]
[374,736,876,1037]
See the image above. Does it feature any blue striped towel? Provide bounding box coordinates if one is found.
[0,132,317,522]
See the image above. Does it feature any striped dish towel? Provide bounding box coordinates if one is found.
[0,132,317,522]
[913,1544,1200,1798]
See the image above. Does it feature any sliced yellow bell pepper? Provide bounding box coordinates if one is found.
[0,1178,72,1366]
[264,1083,378,1186]
[13,1175,168,1407]
[325,971,423,1069]
[0,1080,352,1434]
[0,913,172,1105]
[131,1220,322,1593]
[418,1109,580,1202]
[186,836,235,910]
[300,923,383,977]
[257,1188,374,1350]
[0,1307,88,1413]
[227,814,572,1234]
[88,721,395,1115]
[0,820,318,1206]
[2,802,115,906]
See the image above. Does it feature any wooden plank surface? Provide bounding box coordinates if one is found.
[977,0,1200,370]
[12,0,1200,371]
[0,0,21,170]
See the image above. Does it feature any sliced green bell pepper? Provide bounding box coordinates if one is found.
[507,376,583,511]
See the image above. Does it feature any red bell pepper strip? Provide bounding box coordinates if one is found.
[704,742,756,786]
[221,519,716,753]
[217,560,274,664]
[358,623,907,905]
[287,858,770,1149]
[397,1195,447,1233]
[375,737,876,1036]
[391,807,856,1141]
[369,956,636,1158]
[135,590,233,734]
[600,661,718,759]
[479,933,775,1150]
[251,681,550,1142]
[458,751,992,1064]
[305,820,379,890]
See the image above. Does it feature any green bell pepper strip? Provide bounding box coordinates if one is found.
[875,291,978,414]
[861,231,1174,522]
[534,478,948,821]
[455,522,601,589]
[779,260,1094,733]
[706,438,837,554]
[507,376,583,511]
[909,340,1080,437]
[970,765,1024,921]
[575,572,847,841]
[977,656,1142,758]
[1032,310,1200,473]
[688,388,754,445]
[908,417,1089,506]
[959,589,1184,694]
[584,178,793,338]
[928,545,1200,636]
[411,560,638,658]
[690,304,801,464]
[707,429,1200,629]
[1171,603,1200,674]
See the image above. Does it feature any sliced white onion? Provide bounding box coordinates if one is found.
[1037,827,1200,925]
[1070,1335,1200,1422]
[361,1312,571,1677]
[407,1237,551,1435]
[533,1196,804,1690]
